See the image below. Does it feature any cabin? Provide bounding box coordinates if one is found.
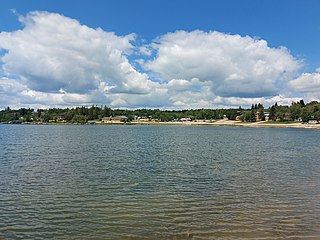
[102,116,128,123]
[255,111,270,121]
[180,117,192,122]
[308,120,318,124]
[235,116,242,121]
[134,116,150,122]
[57,117,66,123]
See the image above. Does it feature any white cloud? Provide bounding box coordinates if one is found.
[139,46,152,56]
[288,73,320,101]
[108,89,170,109]
[212,95,301,108]
[0,13,310,109]
[0,77,110,109]
[145,30,302,98]
[0,11,153,95]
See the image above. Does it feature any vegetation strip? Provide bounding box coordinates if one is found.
[1,100,319,128]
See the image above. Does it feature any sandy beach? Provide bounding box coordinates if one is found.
[19,119,320,129]
[99,119,320,129]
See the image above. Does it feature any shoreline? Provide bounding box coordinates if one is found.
[127,120,320,129]
[6,120,320,129]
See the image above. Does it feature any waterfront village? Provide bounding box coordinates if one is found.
[1,100,320,128]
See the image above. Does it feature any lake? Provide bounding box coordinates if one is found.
[0,124,320,239]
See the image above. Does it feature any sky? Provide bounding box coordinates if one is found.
[1,0,320,109]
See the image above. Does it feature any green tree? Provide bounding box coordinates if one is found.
[103,106,112,117]
[299,99,305,107]
[258,110,265,121]
[269,106,276,121]
[301,109,311,122]
[242,110,256,122]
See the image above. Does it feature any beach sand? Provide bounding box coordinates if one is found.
[124,119,320,129]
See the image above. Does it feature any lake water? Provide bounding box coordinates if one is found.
[0,124,320,239]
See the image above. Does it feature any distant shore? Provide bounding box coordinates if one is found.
[125,120,320,129]
[3,119,320,129]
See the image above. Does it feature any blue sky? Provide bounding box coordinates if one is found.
[1,0,320,109]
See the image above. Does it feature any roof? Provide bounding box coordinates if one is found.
[102,116,128,120]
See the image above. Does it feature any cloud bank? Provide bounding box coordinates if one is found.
[288,73,320,101]
[0,11,316,109]
[145,30,301,98]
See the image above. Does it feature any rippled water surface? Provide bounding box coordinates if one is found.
[1,124,320,239]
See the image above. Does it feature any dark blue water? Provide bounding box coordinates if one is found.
[1,124,320,239]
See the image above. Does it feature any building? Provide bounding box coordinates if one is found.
[102,116,128,123]
[180,117,192,122]
[256,111,270,121]
[294,117,303,122]
[308,120,318,124]
[134,116,150,122]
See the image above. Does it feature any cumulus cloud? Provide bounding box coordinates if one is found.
[0,12,310,109]
[0,11,153,95]
[212,95,301,108]
[0,77,110,109]
[144,30,302,98]
[288,73,320,101]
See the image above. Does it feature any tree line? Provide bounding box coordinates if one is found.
[1,100,320,124]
